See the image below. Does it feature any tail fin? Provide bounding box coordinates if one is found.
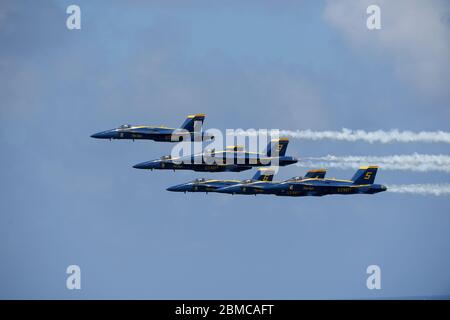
[351,166,378,185]
[305,169,326,179]
[265,138,289,157]
[252,168,275,182]
[180,114,205,132]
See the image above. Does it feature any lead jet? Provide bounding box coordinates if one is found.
[261,166,386,197]
[215,169,327,195]
[133,138,298,172]
[166,168,276,193]
[90,114,213,142]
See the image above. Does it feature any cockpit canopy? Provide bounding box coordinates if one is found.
[119,124,131,129]
[243,179,253,184]
[194,178,206,183]
[160,155,171,160]
[289,176,303,181]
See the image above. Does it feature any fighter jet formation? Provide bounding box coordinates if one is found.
[91,114,387,197]
[167,166,386,196]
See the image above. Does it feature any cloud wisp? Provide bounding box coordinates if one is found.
[297,153,450,173]
[278,128,450,144]
[324,0,450,98]
[387,184,450,196]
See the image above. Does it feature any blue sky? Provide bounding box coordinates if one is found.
[1,0,449,299]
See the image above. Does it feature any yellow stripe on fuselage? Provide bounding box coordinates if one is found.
[203,179,240,183]
[130,125,176,130]
[300,177,353,183]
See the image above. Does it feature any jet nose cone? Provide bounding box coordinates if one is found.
[167,184,189,192]
[133,162,148,169]
[90,130,117,139]
[133,160,158,169]
[90,132,103,139]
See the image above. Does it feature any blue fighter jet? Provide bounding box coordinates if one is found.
[133,138,298,172]
[90,114,213,142]
[166,168,276,193]
[260,166,386,197]
[215,169,327,195]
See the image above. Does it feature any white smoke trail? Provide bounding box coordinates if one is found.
[387,184,450,196]
[297,153,450,173]
[277,128,450,144]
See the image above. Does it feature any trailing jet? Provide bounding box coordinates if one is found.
[133,138,298,172]
[215,169,327,195]
[261,166,386,197]
[166,168,276,193]
[90,114,213,142]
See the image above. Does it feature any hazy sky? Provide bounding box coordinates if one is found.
[1,0,449,299]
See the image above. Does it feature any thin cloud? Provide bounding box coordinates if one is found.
[324,0,450,98]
